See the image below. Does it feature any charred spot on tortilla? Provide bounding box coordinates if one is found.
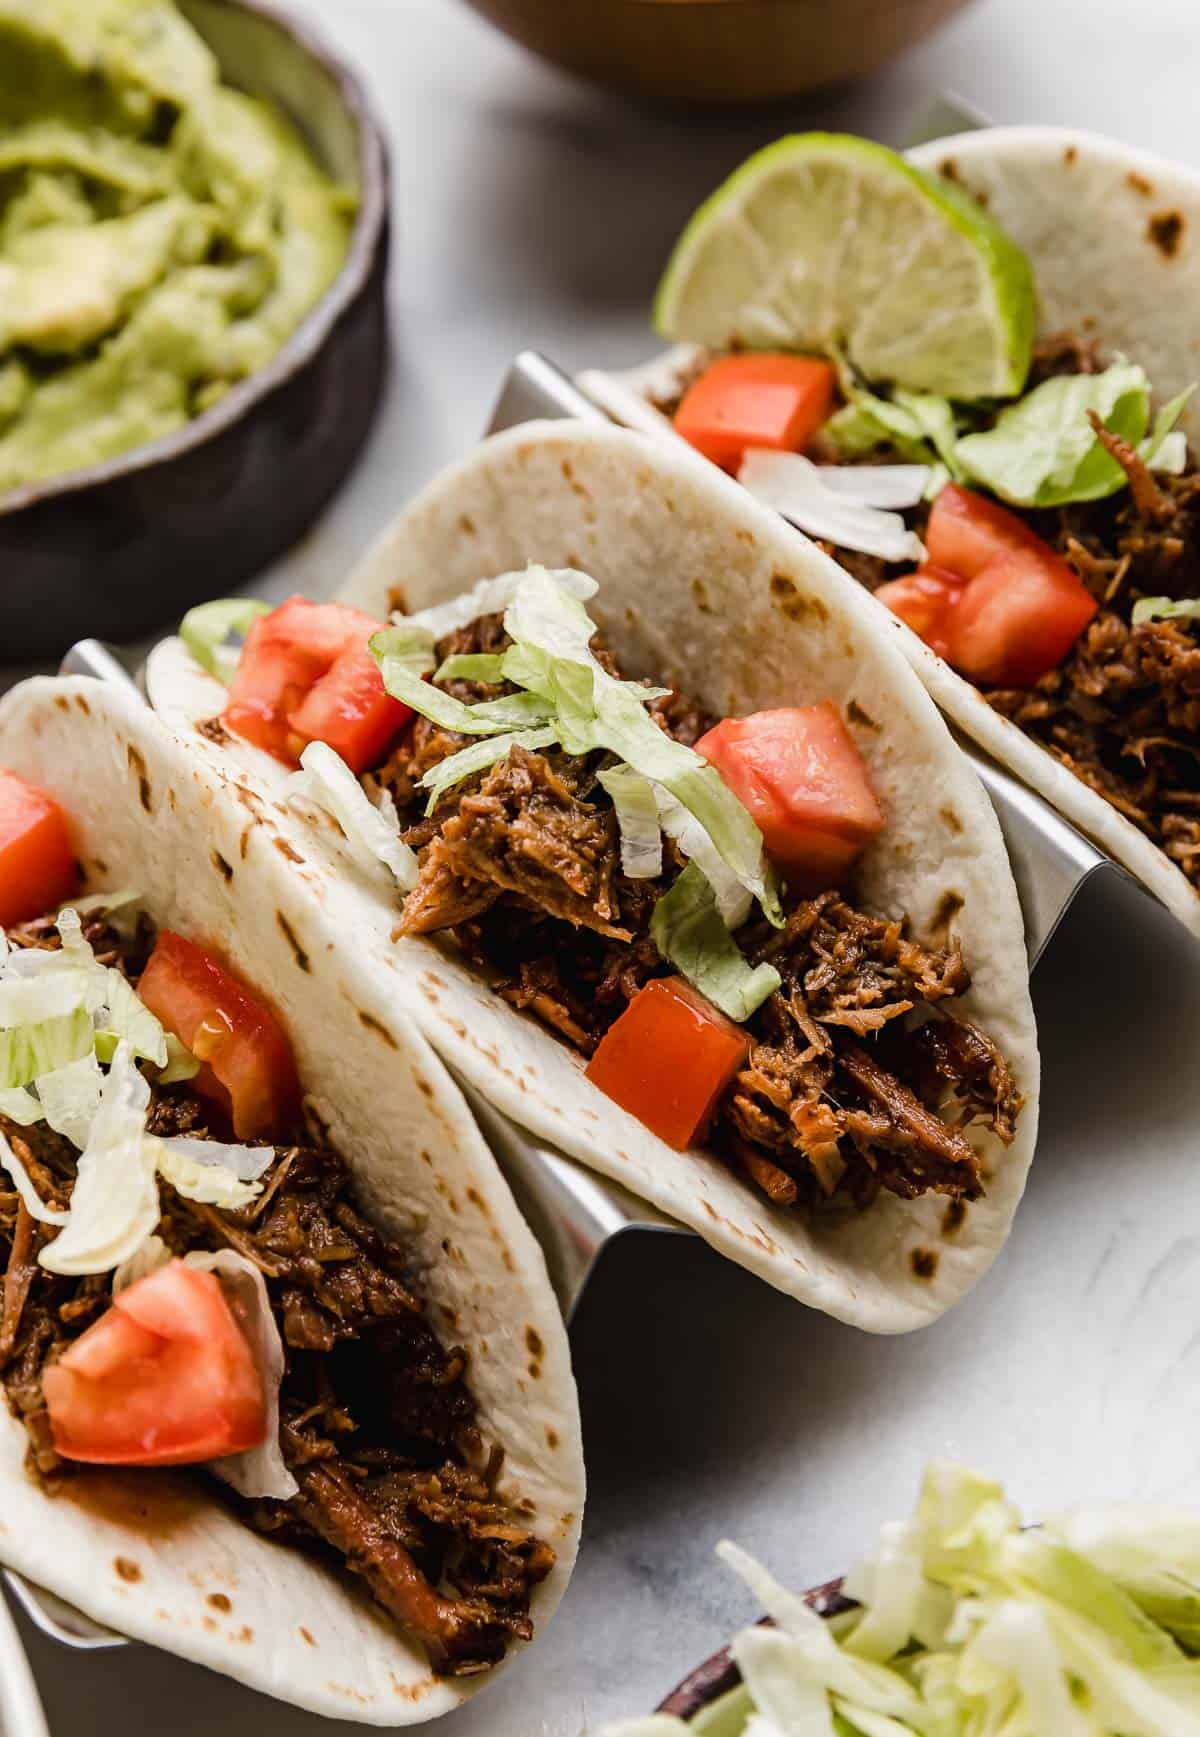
[208,1593,233,1614]
[211,850,234,882]
[910,1248,938,1280]
[386,586,409,614]
[275,909,311,973]
[1148,210,1184,257]
[54,694,70,713]
[198,717,231,746]
[239,825,252,860]
[939,806,963,836]
[846,700,880,731]
[1064,143,1078,164]
[126,744,153,813]
[1127,170,1154,197]
[355,1007,399,1047]
[272,836,305,865]
[931,889,965,934]
[939,157,960,182]
[114,1556,142,1583]
[525,1327,544,1359]
[769,572,828,623]
[691,576,714,613]
[74,695,91,716]
[942,1198,968,1235]
[299,1626,317,1646]
[545,1427,559,1450]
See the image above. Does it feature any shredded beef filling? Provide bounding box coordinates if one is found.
[371,620,1020,1214]
[0,915,552,1678]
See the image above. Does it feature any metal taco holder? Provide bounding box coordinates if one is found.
[11,354,1153,1660]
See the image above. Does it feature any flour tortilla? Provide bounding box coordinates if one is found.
[578,125,1200,938]
[0,676,583,1724]
[148,420,1038,1333]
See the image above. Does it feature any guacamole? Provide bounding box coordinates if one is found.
[0,0,354,496]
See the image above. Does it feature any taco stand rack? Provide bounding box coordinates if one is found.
[2,344,1163,1669]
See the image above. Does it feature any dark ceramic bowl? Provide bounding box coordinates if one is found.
[0,0,389,663]
[656,1579,853,1730]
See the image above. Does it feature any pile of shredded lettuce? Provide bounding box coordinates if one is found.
[607,1461,1200,1737]
[0,897,295,1497]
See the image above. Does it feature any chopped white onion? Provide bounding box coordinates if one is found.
[813,464,933,509]
[188,1250,297,1500]
[739,449,926,564]
[287,741,418,891]
[157,1144,262,1211]
[158,1135,274,1184]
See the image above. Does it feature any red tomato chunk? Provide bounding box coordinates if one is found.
[0,770,78,928]
[138,932,301,1141]
[223,596,412,771]
[43,1260,266,1468]
[697,703,885,889]
[882,484,1100,687]
[586,977,749,1150]
[674,354,836,472]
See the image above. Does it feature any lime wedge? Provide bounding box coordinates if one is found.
[653,133,1035,401]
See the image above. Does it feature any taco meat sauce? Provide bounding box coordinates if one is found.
[368,615,1020,1214]
[0,911,553,1678]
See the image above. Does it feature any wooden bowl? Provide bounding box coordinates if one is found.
[460,0,973,106]
[0,0,390,662]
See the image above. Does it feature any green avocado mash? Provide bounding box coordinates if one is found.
[0,0,354,495]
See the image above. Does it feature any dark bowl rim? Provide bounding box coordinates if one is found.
[0,0,389,519]
[656,1578,854,1723]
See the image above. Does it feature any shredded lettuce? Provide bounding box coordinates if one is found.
[813,466,932,510]
[434,652,507,684]
[191,1249,297,1500]
[38,1043,159,1275]
[156,1143,262,1210]
[161,1033,200,1084]
[368,620,437,682]
[597,766,664,881]
[35,1053,104,1149]
[287,741,419,889]
[179,597,271,683]
[1132,596,1200,627]
[95,966,169,1068]
[655,786,753,929]
[824,380,964,480]
[0,1086,43,1125]
[418,726,559,815]
[0,1007,95,1090]
[650,865,780,1022]
[739,450,926,564]
[377,566,783,927]
[956,365,1194,507]
[603,1464,1200,1737]
[158,1135,273,1184]
[399,566,598,641]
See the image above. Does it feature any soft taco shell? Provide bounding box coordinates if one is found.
[0,677,583,1724]
[579,126,1200,937]
[149,421,1039,1333]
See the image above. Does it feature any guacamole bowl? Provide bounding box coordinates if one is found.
[0,0,389,661]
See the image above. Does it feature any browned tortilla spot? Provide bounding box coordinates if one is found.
[54,695,70,713]
[1148,210,1184,258]
[207,1593,232,1614]
[276,910,310,973]
[846,699,879,732]
[74,695,91,716]
[545,1427,559,1450]
[1064,144,1078,165]
[939,805,963,835]
[299,1627,316,1646]
[457,514,475,537]
[1127,170,1154,196]
[691,577,713,613]
[415,1076,434,1100]
[911,1247,938,1280]
[939,157,959,182]
[942,1198,968,1234]
[769,572,828,623]
[114,1557,141,1583]
[272,836,304,865]
[127,744,153,813]
[525,1326,544,1359]
[211,850,234,882]
[356,1008,399,1048]
[931,889,965,933]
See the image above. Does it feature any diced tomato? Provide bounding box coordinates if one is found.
[887,484,1100,686]
[696,703,886,888]
[43,1260,266,1468]
[287,643,413,774]
[586,978,749,1150]
[222,595,407,769]
[674,354,836,472]
[873,565,967,661]
[138,932,301,1140]
[0,770,78,927]
[943,547,1100,687]
[925,483,1046,579]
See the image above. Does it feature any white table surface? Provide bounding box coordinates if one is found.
[8,0,1200,1730]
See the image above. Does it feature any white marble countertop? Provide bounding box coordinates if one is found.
[8,0,1200,1731]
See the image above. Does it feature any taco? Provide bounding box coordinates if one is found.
[579,128,1200,937]
[147,420,1038,1333]
[0,676,582,1723]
